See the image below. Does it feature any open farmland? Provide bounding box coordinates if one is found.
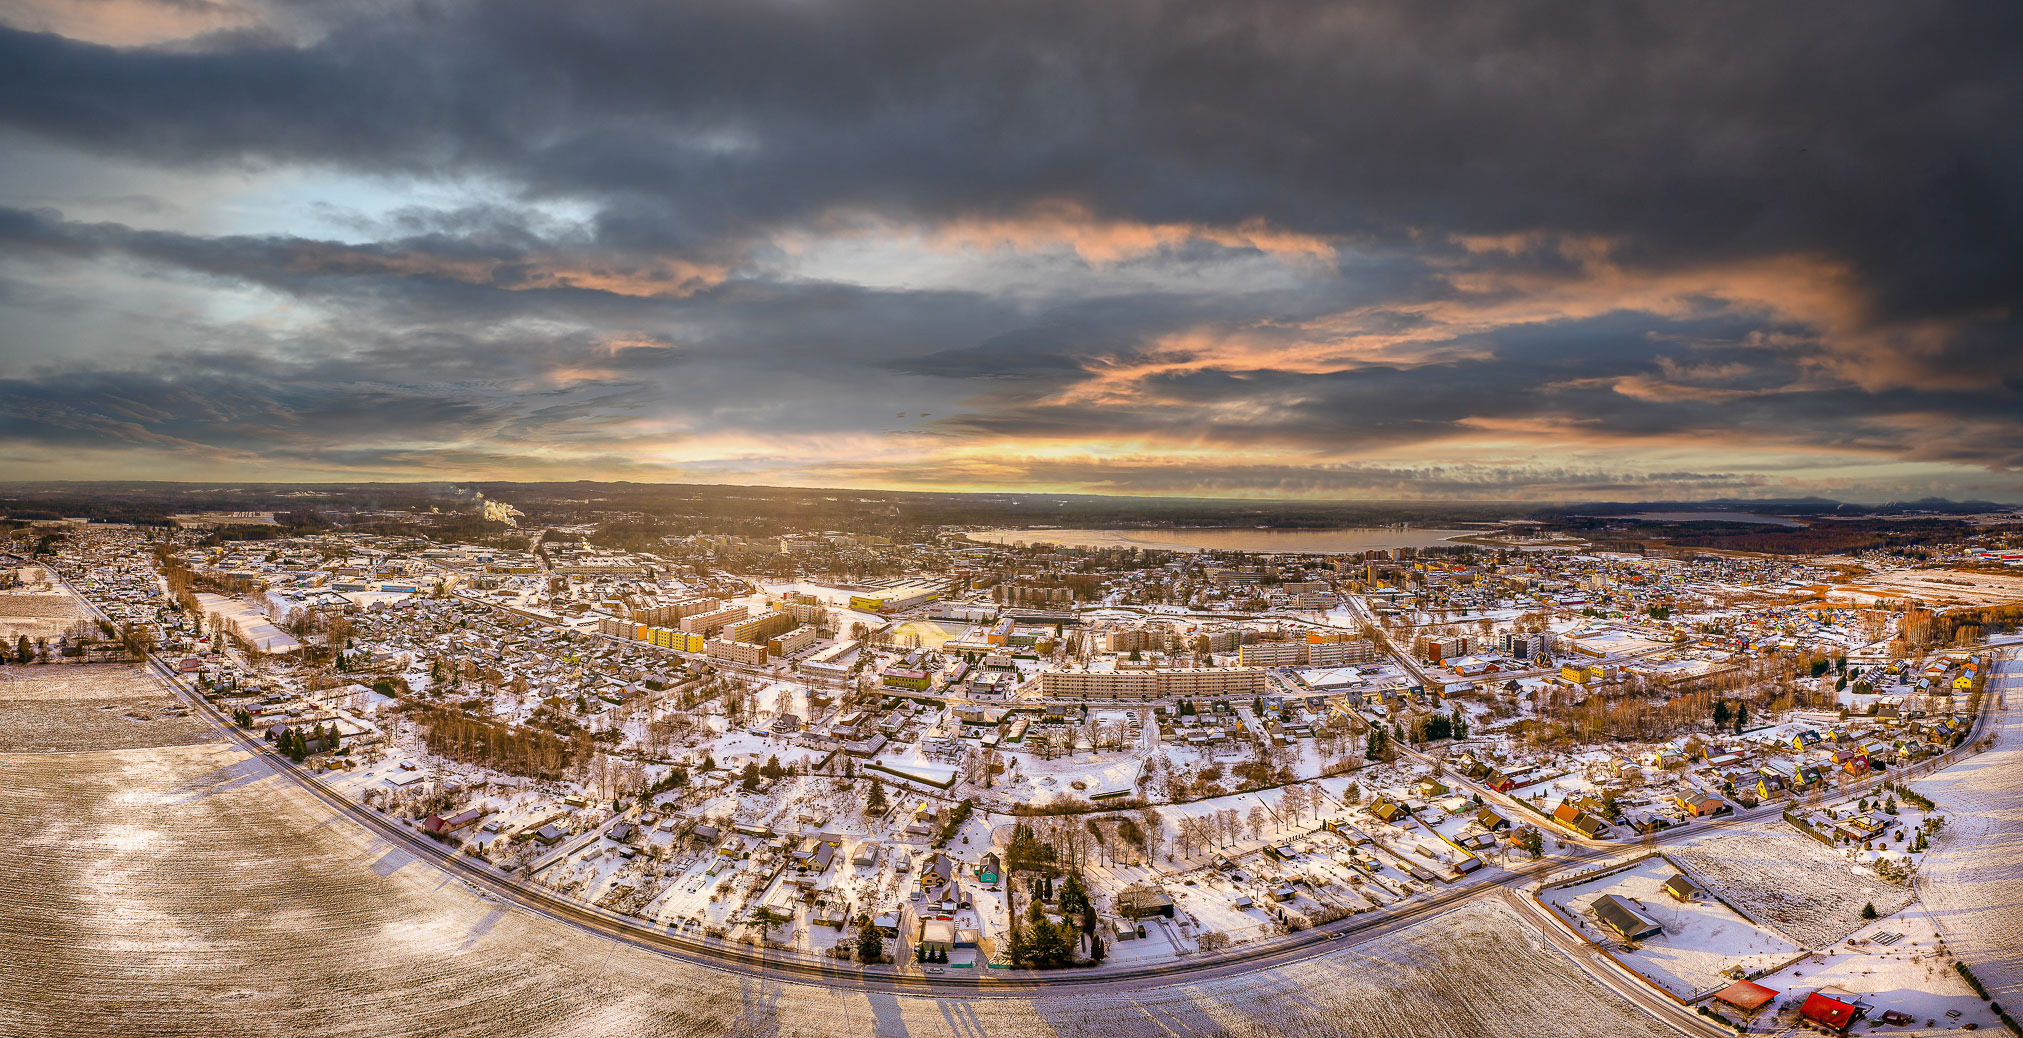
[0,718,1678,1038]
[1084,899,1679,1038]
[1828,567,2023,606]
[1669,823,1913,948]
[1915,660,2023,1005]
[0,663,214,752]
[0,580,89,643]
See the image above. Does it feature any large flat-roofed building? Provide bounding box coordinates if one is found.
[680,604,750,636]
[848,583,941,614]
[597,616,643,638]
[1038,667,1266,700]
[768,625,818,657]
[1308,638,1379,666]
[783,600,829,626]
[636,597,719,626]
[645,627,704,652]
[799,638,857,673]
[706,638,768,666]
[1238,641,1305,667]
[728,609,795,644]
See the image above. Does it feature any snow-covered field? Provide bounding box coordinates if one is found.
[195,593,302,653]
[1915,657,2023,1006]
[0,582,87,642]
[1829,568,2023,607]
[1670,822,1914,948]
[0,727,1680,1038]
[0,662,213,752]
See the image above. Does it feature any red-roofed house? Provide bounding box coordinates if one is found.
[1800,991,1862,1031]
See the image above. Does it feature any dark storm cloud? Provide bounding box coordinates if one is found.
[827,456,1785,501]
[1,0,2021,494]
[3,2,2021,321]
[919,309,2023,469]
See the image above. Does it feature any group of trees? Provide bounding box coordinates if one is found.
[1173,810,1242,858]
[1005,873,1101,968]
[1407,708,1468,743]
[1153,756,1298,802]
[1004,812,1160,873]
[1149,786,1332,861]
[1524,661,1802,747]
[855,919,884,963]
[115,622,155,660]
[1897,604,2021,654]
[12,634,44,664]
[268,721,338,762]
[413,706,583,780]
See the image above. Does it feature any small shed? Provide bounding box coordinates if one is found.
[1711,980,1778,1013]
[1661,874,1702,902]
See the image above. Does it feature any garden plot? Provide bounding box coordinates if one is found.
[1670,822,1914,948]
[1545,857,1800,999]
[0,663,214,752]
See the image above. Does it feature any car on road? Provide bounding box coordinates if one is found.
[924,967,944,975]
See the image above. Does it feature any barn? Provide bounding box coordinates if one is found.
[1592,893,1663,941]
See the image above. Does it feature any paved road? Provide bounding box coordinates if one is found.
[1498,890,1726,1038]
[1915,651,2023,1005]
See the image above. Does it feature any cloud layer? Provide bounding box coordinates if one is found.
[1,0,2020,500]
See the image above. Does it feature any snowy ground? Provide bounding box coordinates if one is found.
[195,593,302,653]
[1,734,1679,1038]
[1669,822,1914,948]
[1829,568,2023,607]
[1545,857,1800,998]
[0,581,87,642]
[1915,656,2023,1007]
[1746,910,1997,1037]
[0,662,213,752]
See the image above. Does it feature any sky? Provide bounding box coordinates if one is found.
[1,1,2020,503]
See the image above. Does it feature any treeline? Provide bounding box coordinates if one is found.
[1589,517,1976,554]
[1904,605,2023,650]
